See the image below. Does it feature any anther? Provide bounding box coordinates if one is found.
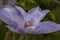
[25,21,33,27]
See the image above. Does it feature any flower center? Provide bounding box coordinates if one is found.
[24,21,33,27]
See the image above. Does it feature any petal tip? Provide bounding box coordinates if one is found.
[9,0,16,5]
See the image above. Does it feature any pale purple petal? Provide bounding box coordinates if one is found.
[0,7,25,34]
[24,26,36,34]
[32,21,60,34]
[28,6,41,15]
[0,10,18,26]
[15,6,26,15]
[0,6,25,28]
[15,6,31,21]
[6,25,26,34]
[28,6,50,25]
[2,4,13,8]
[0,12,25,34]
[6,25,20,33]
[0,5,26,34]
[24,21,60,34]
[8,0,16,5]
[3,5,24,17]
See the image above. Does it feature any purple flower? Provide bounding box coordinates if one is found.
[0,5,60,34]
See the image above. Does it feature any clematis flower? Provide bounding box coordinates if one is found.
[14,6,60,34]
[0,5,60,35]
[0,0,60,35]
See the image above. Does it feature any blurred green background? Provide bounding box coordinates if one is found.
[0,0,60,40]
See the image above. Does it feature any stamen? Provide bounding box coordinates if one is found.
[25,21,33,27]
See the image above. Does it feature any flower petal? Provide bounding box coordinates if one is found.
[8,0,16,5]
[28,6,41,15]
[0,8,25,34]
[6,25,20,33]
[15,6,31,21]
[3,5,23,17]
[0,6,25,28]
[28,7,50,25]
[0,10,18,26]
[32,21,60,34]
[6,25,26,34]
[15,6,26,15]
[2,4,13,8]
[24,26,36,34]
